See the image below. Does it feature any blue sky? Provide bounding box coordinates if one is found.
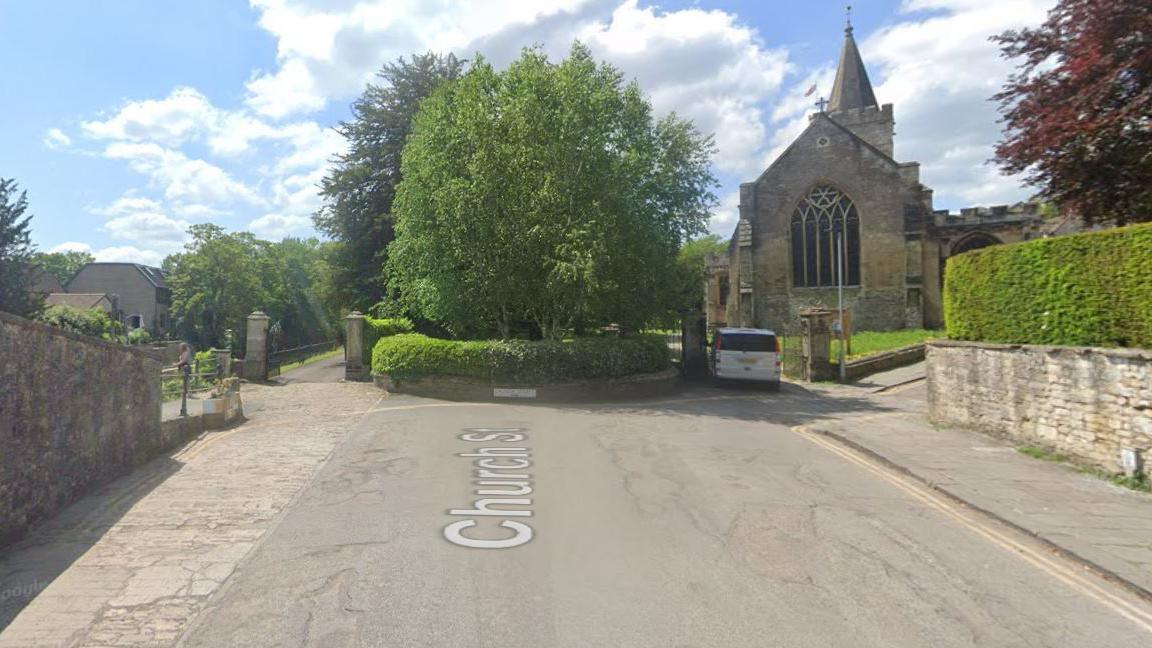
[1,0,1052,266]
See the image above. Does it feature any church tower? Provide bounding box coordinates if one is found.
[712,15,944,335]
[827,23,895,158]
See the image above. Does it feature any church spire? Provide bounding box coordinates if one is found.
[827,11,878,113]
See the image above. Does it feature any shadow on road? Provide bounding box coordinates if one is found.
[525,379,895,429]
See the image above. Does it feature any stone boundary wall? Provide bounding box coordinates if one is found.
[927,340,1152,478]
[843,344,926,382]
[0,311,171,546]
[374,368,682,403]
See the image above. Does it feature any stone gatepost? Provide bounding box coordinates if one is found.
[214,348,232,379]
[245,311,270,380]
[344,311,368,382]
[799,307,835,382]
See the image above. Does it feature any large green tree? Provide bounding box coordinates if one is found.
[315,52,466,312]
[32,250,94,284]
[166,224,269,350]
[165,225,335,350]
[387,44,718,339]
[0,178,40,317]
[671,234,728,320]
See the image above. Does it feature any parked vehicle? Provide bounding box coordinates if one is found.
[710,327,781,391]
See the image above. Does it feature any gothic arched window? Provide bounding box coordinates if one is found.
[790,186,860,287]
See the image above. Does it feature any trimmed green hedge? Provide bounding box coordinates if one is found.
[363,316,415,364]
[944,223,1152,347]
[372,333,672,382]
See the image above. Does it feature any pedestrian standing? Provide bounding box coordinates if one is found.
[174,342,192,416]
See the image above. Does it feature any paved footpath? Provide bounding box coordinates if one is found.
[2,362,1151,646]
[806,363,1152,597]
[0,359,382,647]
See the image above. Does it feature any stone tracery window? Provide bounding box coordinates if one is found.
[790,186,860,287]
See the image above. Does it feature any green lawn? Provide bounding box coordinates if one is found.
[832,329,943,361]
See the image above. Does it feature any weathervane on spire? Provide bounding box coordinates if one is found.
[846,4,853,34]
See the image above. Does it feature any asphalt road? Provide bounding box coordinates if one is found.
[173,383,1152,648]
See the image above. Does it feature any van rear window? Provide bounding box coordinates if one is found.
[719,333,776,352]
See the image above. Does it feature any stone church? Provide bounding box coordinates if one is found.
[705,23,1049,333]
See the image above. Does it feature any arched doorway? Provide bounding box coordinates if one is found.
[951,232,1001,256]
[942,232,1002,291]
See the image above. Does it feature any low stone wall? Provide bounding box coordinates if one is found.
[927,340,1152,478]
[842,344,926,382]
[0,312,174,546]
[374,368,682,403]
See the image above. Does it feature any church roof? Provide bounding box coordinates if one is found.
[828,26,878,112]
[751,112,900,187]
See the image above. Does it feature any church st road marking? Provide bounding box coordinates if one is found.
[443,428,536,549]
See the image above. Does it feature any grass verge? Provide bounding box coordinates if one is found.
[832,329,943,361]
[1017,445,1150,493]
[280,348,342,374]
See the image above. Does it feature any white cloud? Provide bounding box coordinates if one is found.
[87,195,165,217]
[248,212,312,240]
[862,0,1052,207]
[171,203,231,219]
[82,87,218,146]
[43,128,72,150]
[103,142,266,207]
[710,189,740,232]
[242,0,590,118]
[93,245,166,267]
[50,241,93,254]
[578,1,789,176]
[48,241,166,267]
[102,211,190,251]
[86,193,192,259]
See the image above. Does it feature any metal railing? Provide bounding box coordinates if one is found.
[267,340,340,376]
[160,366,217,416]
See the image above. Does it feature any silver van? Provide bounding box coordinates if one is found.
[710,327,782,391]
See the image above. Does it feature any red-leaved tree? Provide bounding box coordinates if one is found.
[992,0,1152,226]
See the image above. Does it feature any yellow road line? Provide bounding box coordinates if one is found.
[793,425,1152,634]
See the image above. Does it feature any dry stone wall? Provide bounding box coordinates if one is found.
[927,340,1152,478]
[0,311,164,545]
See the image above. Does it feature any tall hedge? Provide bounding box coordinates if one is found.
[362,316,414,365]
[372,333,672,382]
[944,223,1152,347]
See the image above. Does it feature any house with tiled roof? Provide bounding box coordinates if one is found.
[65,263,171,336]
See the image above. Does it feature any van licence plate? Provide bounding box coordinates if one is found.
[738,358,757,365]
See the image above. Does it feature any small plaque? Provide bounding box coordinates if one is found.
[493,387,537,399]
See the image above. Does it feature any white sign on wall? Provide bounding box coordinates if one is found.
[493,387,537,399]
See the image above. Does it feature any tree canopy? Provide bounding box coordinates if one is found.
[314,52,466,312]
[671,234,728,320]
[992,0,1152,225]
[165,224,335,351]
[0,178,40,317]
[387,43,718,339]
[32,250,94,284]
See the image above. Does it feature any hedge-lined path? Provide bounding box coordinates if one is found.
[3,377,1151,646]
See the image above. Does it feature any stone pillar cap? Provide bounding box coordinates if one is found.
[799,307,834,316]
[347,310,365,318]
[248,310,269,319]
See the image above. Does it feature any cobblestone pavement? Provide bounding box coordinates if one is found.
[0,378,382,647]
